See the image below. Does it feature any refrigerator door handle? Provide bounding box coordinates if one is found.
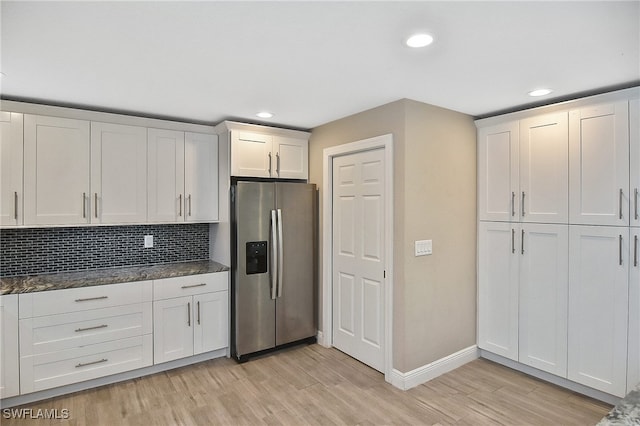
[277,209,284,298]
[270,210,278,300]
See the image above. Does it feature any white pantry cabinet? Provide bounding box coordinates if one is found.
[23,115,91,226]
[148,129,218,222]
[0,112,23,226]
[477,112,568,223]
[153,272,228,364]
[629,227,640,393]
[630,99,640,227]
[569,101,630,226]
[568,225,629,397]
[0,295,20,398]
[91,122,147,224]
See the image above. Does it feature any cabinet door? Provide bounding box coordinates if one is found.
[193,291,228,355]
[185,132,218,222]
[0,112,23,226]
[630,99,640,227]
[148,129,185,223]
[569,102,629,226]
[153,296,194,363]
[24,115,90,225]
[0,295,19,398]
[478,122,519,221]
[273,136,308,180]
[478,221,519,360]
[91,122,147,224]
[230,131,272,178]
[629,227,640,393]
[568,225,629,397]
[520,112,568,223]
[519,223,568,377]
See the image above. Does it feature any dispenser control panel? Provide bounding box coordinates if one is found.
[246,241,268,274]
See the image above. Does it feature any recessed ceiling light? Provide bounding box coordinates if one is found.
[528,88,552,97]
[256,111,274,119]
[405,33,434,48]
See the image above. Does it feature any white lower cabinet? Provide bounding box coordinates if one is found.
[628,227,640,393]
[153,272,229,364]
[568,225,629,397]
[0,295,20,398]
[18,281,153,394]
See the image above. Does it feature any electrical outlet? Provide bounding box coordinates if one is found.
[144,235,153,248]
[415,239,432,256]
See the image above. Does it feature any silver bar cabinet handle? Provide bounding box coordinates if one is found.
[277,208,284,298]
[268,152,272,175]
[75,296,108,302]
[82,193,86,218]
[187,302,191,326]
[270,210,278,300]
[619,234,623,266]
[76,358,108,368]
[521,192,525,217]
[197,301,201,325]
[14,191,18,220]
[511,229,515,254]
[94,193,98,218]
[635,188,638,221]
[276,152,280,176]
[511,192,515,217]
[619,188,623,220]
[188,194,192,216]
[635,235,638,268]
[179,194,182,217]
[521,229,525,255]
[181,283,206,289]
[75,324,108,333]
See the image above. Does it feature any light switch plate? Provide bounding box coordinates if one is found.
[415,239,432,256]
[144,235,154,248]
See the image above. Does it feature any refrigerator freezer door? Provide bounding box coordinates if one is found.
[234,182,276,356]
[275,183,317,346]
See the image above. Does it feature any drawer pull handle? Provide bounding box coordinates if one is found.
[75,324,108,332]
[75,358,108,368]
[75,296,108,302]
[181,283,206,289]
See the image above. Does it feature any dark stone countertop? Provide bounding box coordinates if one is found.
[0,260,229,295]
[597,383,640,425]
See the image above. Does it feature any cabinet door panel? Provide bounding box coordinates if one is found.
[185,132,218,222]
[0,112,23,226]
[153,296,194,363]
[629,228,640,393]
[630,99,640,227]
[91,122,147,224]
[0,295,19,398]
[569,102,629,226]
[478,221,519,360]
[193,291,228,355]
[520,112,568,223]
[568,225,629,397]
[274,136,308,180]
[148,129,185,223]
[24,115,90,225]
[519,223,568,377]
[478,122,519,221]
[231,132,272,178]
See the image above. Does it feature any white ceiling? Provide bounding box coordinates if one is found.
[1,1,639,130]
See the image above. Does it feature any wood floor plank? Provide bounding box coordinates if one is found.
[1,345,612,425]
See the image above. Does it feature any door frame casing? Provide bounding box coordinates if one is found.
[321,134,394,383]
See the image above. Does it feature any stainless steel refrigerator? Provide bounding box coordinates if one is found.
[231,180,317,361]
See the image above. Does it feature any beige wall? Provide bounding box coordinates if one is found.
[309,98,476,373]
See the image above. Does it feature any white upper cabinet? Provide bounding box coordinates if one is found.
[478,121,519,221]
[478,113,568,223]
[148,129,185,223]
[24,115,91,226]
[226,123,310,180]
[630,99,640,227]
[185,132,218,222]
[569,101,630,226]
[568,225,629,397]
[91,122,147,224]
[0,112,23,226]
[520,112,568,223]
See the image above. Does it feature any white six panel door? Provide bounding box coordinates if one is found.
[519,112,568,223]
[478,221,519,360]
[332,148,385,372]
[0,112,23,226]
[478,121,519,221]
[518,223,568,377]
[568,225,629,397]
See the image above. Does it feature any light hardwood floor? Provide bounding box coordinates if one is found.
[2,344,611,425]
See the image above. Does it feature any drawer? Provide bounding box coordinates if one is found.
[153,272,228,300]
[20,302,152,356]
[20,334,152,394]
[19,280,153,318]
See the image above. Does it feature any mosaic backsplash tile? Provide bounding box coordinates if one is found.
[0,224,210,277]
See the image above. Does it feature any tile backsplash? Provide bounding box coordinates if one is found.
[0,224,210,277]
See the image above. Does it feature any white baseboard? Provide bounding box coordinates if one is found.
[317,330,331,348]
[390,345,479,390]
